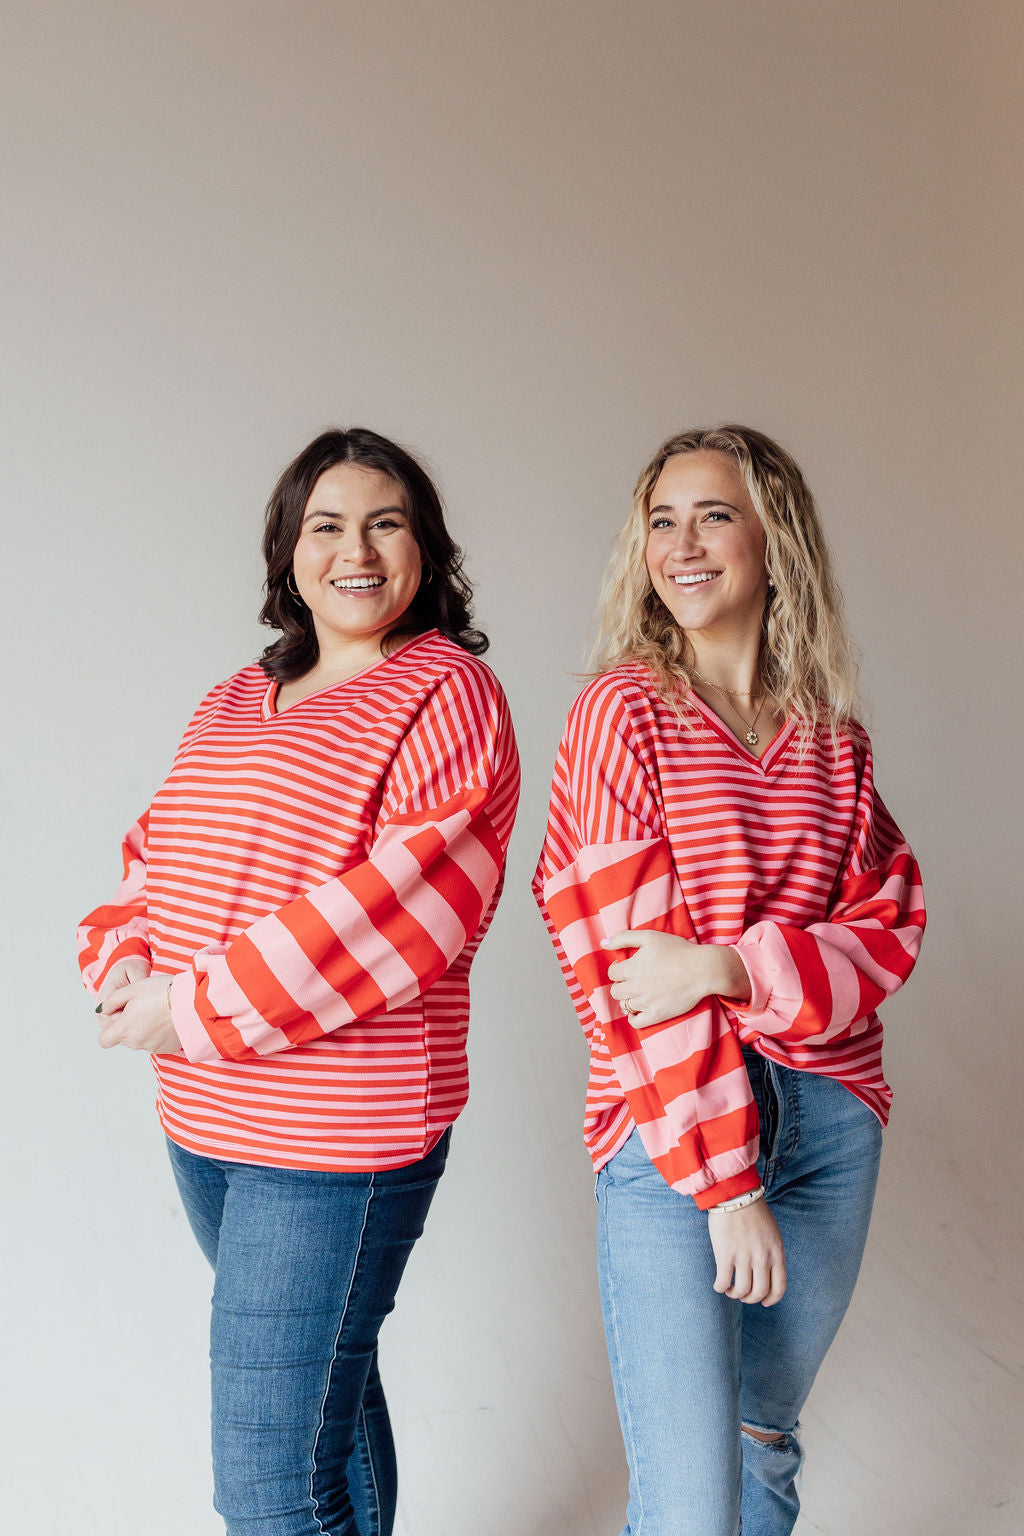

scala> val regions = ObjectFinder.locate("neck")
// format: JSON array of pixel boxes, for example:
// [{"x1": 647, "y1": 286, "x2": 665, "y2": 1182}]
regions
[
  {"x1": 687, "y1": 635, "x2": 762, "y2": 698},
  {"x1": 307, "y1": 627, "x2": 393, "y2": 685}
]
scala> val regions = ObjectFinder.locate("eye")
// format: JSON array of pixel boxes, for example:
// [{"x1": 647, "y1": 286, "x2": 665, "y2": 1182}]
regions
[
  {"x1": 370, "y1": 516, "x2": 401, "y2": 531},
  {"x1": 703, "y1": 510, "x2": 731, "y2": 524},
  {"x1": 649, "y1": 516, "x2": 674, "y2": 531},
  {"x1": 311, "y1": 520, "x2": 342, "y2": 534}
]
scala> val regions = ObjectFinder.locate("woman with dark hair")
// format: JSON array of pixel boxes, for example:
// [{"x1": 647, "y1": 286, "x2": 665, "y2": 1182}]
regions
[
  {"x1": 259, "y1": 428, "x2": 489, "y2": 685},
  {"x1": 79, "y1": 428, "x2": 520, "y2": 1536},
  {"x1": 535, "y1": 426, "x2": 924, "y2": 1535}
]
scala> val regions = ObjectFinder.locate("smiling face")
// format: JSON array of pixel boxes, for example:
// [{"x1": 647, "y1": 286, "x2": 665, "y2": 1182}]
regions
[
  {"x1": 291, "y1": 462, "x2": 424, "y2": 658},
  {"x1": 644, "y1": 450, "x2": 769, "y2": 647}
]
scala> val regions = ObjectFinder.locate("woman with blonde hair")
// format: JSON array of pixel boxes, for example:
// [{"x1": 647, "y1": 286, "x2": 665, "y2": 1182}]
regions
[{"x1": 534, "y1": 425, "x2": 924, "y2": 1535}]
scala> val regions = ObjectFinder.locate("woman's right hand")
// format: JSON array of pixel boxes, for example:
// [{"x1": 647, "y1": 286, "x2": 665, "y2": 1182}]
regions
[
  {"x1": 707, "y1": 1199, "x2": 787, "y2": 1306},
  {"x1": 97, "y1": 956, "x2": 152, "y2": 1007}
]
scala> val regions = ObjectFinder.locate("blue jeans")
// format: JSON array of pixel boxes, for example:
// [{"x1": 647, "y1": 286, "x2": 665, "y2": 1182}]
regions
[
  {"x1": 167, "y1": 1132, "x2": 449, "y2": 1536},
  {"x1": 596, "y1": 1054, "x2": 882, "y2": 1536}
]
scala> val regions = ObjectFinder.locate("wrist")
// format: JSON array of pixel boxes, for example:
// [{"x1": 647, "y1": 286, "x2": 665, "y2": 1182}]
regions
[
  {"x1": 713, "y1": 945, "x2": 752, "y2": 1005},
  {"x1": 707, "y1": 1184, "x2": 766, "y2": 1215}
]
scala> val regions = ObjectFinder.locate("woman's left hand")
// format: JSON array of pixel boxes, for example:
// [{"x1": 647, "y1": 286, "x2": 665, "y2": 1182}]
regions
[
  {"x1": 96, "y1": 975, "x2": 182, "y2": 1055},
  {"x1": 603, "y1": 930, "x2": 751, "y2": 1027},
  {"x1": 708, "y1": 1198, "x2": 787, "y2": 1305}
]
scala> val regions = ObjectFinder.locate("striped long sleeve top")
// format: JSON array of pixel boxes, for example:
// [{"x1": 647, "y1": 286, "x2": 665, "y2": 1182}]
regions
[
  {"x1": 78, "y1": 632, "x2": 520, "y2": 1170},
  {"x1": 533, "y1": 667, "x2": 924, "y2": 1208}
]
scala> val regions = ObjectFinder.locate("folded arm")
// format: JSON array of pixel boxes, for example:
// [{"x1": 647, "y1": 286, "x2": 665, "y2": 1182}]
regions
[
  {"x1": 171, "y1": 672, "x2": 519, "y2": 1064},
  {"x1": 77, "y1": 814, "x2": 153, "y2": 993},
  {"x1": 731, "y1": 785, "x2": 925, "y2": 1045},
  {"x1": 534, "y1": 679, "x2": 760, "y2": 1207}
]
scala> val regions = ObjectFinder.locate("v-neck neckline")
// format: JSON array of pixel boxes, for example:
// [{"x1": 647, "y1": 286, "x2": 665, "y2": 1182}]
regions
[
  {"x1": 260, "y1": 631, "x2": 435, "y2": 721},
  {"x1": 687, "y1": 689, "x2": 796, "y2": 775}
]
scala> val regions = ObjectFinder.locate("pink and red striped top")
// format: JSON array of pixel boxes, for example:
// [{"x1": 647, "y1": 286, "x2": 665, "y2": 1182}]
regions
[
  {"x1": 533, "y1": 667, "x2": 924, "y2": 1208},
  {"x1": 78, "y1": 632, "x2": 520, "y2": 1170}
]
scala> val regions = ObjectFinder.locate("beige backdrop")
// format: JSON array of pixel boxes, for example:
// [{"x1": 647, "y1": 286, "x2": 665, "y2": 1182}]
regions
[{"x1": 3, "y1": 2, "x2": 1021, "y2": 1532}]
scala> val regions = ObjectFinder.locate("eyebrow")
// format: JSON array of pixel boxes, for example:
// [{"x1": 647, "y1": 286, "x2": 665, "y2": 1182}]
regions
[
  {"x1": 648, "y1": 498, "x2": 745, "y2": 515},
  {"x1": 302, "y1": 504, "x2": 408, "y2": 524}
]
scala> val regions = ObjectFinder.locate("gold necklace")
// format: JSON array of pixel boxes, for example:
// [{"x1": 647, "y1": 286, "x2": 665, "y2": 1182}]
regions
[{"x1": 691, "y1": 669, "x2": 768, "y2": 747}]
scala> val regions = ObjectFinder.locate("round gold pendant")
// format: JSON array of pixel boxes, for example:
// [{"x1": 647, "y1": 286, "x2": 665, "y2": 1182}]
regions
[{"x1": 745, "y1": 729, "x2": 759, "y2": 746}]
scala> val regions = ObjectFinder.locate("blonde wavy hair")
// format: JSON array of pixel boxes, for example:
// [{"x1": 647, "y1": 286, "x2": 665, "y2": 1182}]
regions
[{"x1": 591, "y1": 425, "x2": 861, "y2": 738}]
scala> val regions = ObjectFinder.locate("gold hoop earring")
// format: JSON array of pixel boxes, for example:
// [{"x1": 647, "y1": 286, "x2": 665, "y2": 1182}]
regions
[
  {"x1": 286, "y1": 572, "x2": 304, "y2": 602},
  {"x1": 423, "y1": 566, "x2": 433, "y2": 585}
]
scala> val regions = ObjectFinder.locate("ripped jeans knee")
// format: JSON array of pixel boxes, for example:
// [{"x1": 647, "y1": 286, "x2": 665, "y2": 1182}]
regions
[
  {"x1": 739, "y1": 1424, "x2": 805, "y2": 1535},
  {"x1": 741, "y1": 1421, "x2": 799, "y2": 1450},
  {"x1": 741, "y1": 1418, "x2": 805, "y2": 1512}
]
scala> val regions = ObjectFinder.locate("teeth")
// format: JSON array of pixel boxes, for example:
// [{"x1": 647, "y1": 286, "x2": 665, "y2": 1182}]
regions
[
  {"x1": 331, "y1": 577, "x2": 385, "y2": 589},
  {"x1": 672, "y1": 572, "x2": 719, "y2": 585}
]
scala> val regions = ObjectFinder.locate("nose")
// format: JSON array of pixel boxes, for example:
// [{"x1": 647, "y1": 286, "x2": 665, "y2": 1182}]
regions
[
  {"x1": 337, "y1": 523, "x2": 374, "y2": 563},
  {"x1": 673, "y1": 519, "x2": 703, "y2": 557}
]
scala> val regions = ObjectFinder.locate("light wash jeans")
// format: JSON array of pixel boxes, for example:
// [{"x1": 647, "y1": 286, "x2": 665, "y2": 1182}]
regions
[
  {"x1": 596, "y1": 1051, "x2": 882, "y2": 1536},
  {"x1": 167, "y1": 1131, "x2": 449, "y2": 1536}
]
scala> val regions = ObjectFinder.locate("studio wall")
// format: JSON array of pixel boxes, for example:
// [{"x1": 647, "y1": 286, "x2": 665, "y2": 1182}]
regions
[{"x1": 2, "y1": 2, "x2": 1021, "y2": 1531}]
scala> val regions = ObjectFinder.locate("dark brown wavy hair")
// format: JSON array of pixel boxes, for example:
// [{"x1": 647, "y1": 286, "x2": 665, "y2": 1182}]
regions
[{"x1": 258, "y1": 427, "x2": 488, "y2": 681}]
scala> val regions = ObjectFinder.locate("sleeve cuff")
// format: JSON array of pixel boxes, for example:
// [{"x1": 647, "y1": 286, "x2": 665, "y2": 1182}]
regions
[
  {"x1": 693, "y1": 1165, "x2": 762, "y2": 1210},
  {"x1": 168, "y1": 971, "x2": 225, "y2": 1064},
  {"x1": 728, "y1": 940, "x2": 771, "y2": 1017},
  {"x1": 86, "y1": 937, "x2": 152, "y2": 995}
]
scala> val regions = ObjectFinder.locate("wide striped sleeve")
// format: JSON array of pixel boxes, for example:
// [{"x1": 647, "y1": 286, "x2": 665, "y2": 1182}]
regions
[
  {"x1": 77, "y1": 814, "x2": 153, "y2": 993},
  {"x1": 169, "y1": 666, "x2": 520, "y2": 1064},
  {"x1": 76, "y1": 677, "x2": 235, "y2": 997},
  {"x1": 731, "y1": 750, "x2": 925, "y2": 1045},
  {"x1": 534, "y1": 677, "x2": 760, "y2": 1208}
]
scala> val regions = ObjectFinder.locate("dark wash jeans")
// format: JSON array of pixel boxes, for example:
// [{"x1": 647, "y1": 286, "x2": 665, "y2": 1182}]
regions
[{"x1": 167, "y1": 1131, "x2": 449, "y2": 1536}]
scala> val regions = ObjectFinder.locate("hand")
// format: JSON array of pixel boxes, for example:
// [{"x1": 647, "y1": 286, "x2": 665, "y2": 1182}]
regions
[
  {"x1": 96, "y1": 974, "x2": 181, "y2": 1055},
  {"x1": 708, "y1": 1199, "x2": 787, "y2": 1306},
  {"x1": 97, "y1": 955, "x2": 152, "y2": 1004},
  {"x1": 603, "y1": 930, "x2": 751, "y2": 1027}
]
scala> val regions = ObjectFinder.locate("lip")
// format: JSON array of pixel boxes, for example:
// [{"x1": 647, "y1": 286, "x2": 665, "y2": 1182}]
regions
[
  {"x1": 669, "y1": 570, "x2": 723, "y2": 587},
  {"x1": 329, "y1": 576, "x2": 388, "y2": 596}
]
